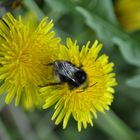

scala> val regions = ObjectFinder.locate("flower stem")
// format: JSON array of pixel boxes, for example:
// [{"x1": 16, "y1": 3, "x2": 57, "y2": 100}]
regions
[{"x1": 95, "y1": 110, "x2": 139, "y2": 140}]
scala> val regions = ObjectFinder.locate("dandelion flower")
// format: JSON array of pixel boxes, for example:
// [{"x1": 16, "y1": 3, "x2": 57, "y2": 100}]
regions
[
  {"x1": 40, "y1": 38, "x2": 117, "y2": 131},
  {"x1": 0, "y1": 13, "x2": 60, "y2": 109},
  {"x1": 115, "y1": 0, "x2": 140, "y2": 32}
]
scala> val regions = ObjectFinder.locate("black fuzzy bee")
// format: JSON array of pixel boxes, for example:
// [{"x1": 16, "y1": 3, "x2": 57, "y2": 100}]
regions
[
  {"x1": 53, "y1": 61, "x2": 87, "y2": 88},
  {"x1": 42, "y1": 60, "x2": 97, "y2": 89}
]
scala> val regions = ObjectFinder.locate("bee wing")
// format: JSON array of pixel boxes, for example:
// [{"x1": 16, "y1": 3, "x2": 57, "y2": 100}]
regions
[{"x1": 54, "y1": 61, "x2": 79, "y2": 82}]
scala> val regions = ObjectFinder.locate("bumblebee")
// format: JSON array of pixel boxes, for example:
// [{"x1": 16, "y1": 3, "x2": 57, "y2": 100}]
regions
[
  {"x1": 53, "y1": 61, "x2": 87, "y2": 88},
  {"x1": 44, "y1": 60, "x2": 87, "y2": 89}
]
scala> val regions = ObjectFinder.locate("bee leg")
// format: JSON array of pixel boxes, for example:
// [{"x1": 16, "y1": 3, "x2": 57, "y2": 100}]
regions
[
  {"x1": 43, "y1": 62, "x2": 55, "y2": 66},
  {"x1": 39, "y1": 82, "x2": 61, "y2": 87},
  {"x1": 45, "y1": 62, "x2": 54, "y2": 66}
]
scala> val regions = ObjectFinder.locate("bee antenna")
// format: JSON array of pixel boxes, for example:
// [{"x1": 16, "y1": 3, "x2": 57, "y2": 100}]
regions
[{"x1": 90, "y1": 82, "x2": 97, "y2": 87}]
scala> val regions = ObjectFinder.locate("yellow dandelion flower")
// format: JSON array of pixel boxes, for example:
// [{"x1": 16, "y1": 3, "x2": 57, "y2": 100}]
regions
[
  {"x1": 0, "y1": 13, "x2": 60, "y2": 109},
  {"x1": 115, "y1": 0, "x2": 140, "y2": 32},
  {"x1": 40, "y1": 38, "x2": 117, "y2": 131}
]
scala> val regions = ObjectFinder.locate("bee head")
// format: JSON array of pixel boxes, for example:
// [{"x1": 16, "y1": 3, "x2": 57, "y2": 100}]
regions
[{"x1": 74, "y1": 70, "x2": 87, "y2": 86}]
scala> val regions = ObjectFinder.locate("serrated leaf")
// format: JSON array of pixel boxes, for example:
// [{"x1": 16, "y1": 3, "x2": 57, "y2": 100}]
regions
[
  {"x1": 76, "y1": 7, "x2": 140, "y2": 66},
  {"x1": 126, "y1": 75, "x2": 140, "y2": 88}
]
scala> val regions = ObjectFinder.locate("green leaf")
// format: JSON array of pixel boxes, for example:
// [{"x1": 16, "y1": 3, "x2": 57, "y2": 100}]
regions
[
  {"x1": 0, "y1": 94, "x2": 5, "y2": 111},
  {"x1": 0, "y1": 119, "x2": 12, "y2": 140},
  {"x1": 89, "y1": 0, "x2": 118, "y2": 25},
  {"x1": 126, "y1": 75, "x2": 140, "y2": 88},
  {"x1": 35, "y1": 111, "x2": 60, "y2": 140},
  {"x1": 44, "y1": 0, "x2": 76, "y2": 13},
  {"x1": 76, "y1": 6, "x2": 140, "y2": 66},
  {"x1": 95, "y1": 110, "x2": 140, "y2": 140},
  {"x1": 9, "y1": 106, "x2": 39, "y2": 140},
  {"x1": 23, "y1": 0, "x2": 45, "y2": 20}
]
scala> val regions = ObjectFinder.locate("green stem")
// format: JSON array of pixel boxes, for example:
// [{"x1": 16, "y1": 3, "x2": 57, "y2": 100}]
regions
[{"x1": 95, "y1": 110, "x2": 140, "y2": 140}]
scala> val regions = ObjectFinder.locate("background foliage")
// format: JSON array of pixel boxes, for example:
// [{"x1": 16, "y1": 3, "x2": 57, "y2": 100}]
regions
[{"x1": 0, "y1": 0, "x2": 140, "y2": 140}]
